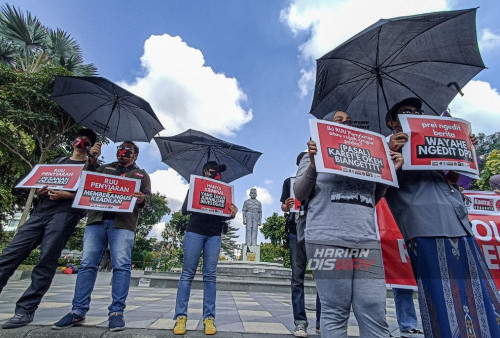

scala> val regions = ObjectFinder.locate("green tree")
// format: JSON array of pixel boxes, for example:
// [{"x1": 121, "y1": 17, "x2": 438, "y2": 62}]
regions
[
  {"x1": 161, "y1": 211, "x2": 190, "y2": 247},
  {"x1": 476, "y1": 132, "x2": 500, "y2": 162},
  {"x1": 0, "y1": 4, "x2": 97, "y2": 75},
  {"x1": 261, "y1": 212, "x2": 288, "y2": 247},
  {"x1": 0, "y1": 4, "x2": 98, "y2": 226},
  {"x1": 221, "y1": 220, "x2": 239, "y2": 258},
  {"x1": 136, "y1": 193, "x2": 171, "y2": 238},
  {"x1": 476, "y1": 150, "x2": 500, "y2": 190},
  {"x1": 260, "y1": 243, "x2": 290, "y2": 268}
]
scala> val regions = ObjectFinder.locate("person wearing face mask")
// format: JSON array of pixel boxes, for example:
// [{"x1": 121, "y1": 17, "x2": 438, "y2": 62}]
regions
[
  {"x1": 294, "y1": 111, "x2": 404, "y2": 337},
  {"x1": 173, "y1": 161, "x2": 238, "y2": 335},
  {"x1": 53, "y1": 141, "x2": 151, "y2": 332},
  {"x1": 0, "y1": 129, "x2": 97, "y2": 329}
]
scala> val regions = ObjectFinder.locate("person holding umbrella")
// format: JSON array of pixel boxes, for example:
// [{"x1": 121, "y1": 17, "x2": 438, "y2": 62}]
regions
[
  {"x1": 385, "y1": 98, "x2": 500, "y2": 337},
  {"x1": 53, "y1": 141, "x2": 151, "y2": 332},
  {"x1": 173, "y1": 161, "x2": 238, "y2": 335},
  {"x1": 294, "y1": 111, "x2": 404, "y2": 337}
]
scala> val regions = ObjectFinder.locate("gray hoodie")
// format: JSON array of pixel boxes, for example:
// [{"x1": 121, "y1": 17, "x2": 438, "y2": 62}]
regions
[{"x1": 294, "y1": 155, "x2": 386, "y2": 249}]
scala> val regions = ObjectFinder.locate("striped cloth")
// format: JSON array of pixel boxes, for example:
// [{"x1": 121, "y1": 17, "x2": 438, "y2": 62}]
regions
[{"x1": 407, "y1": 236, "x2": 500, "y2": 338}]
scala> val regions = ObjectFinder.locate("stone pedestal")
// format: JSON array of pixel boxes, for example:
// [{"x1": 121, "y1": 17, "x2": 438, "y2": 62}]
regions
[{"x1": 242, "y1": 245, "x2": 260, "y2": 262}]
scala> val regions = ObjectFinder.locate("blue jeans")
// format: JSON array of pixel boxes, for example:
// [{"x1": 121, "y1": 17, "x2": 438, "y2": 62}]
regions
[
  {"x1": 289, "y1": 233, "x2": 321, "y2": 327},
  {"x1": 174, "y1": 231, "x2": 221, "y2": 319},
  {"x1": 71, "y1": 220, "x2": 135, "y2": 316},
  {"x1": 392, "y1": 288, "x2": 418, "y2": 332}
]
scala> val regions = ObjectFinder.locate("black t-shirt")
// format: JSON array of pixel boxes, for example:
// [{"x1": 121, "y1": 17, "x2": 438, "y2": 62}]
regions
[
  {"x1": 181, "y1": 193, "x2": 225, "y2": 236},
  {"x1": 33, "y1": 157, "x2": 85, "y2": 216},
  {"x1": 281, "y1": 177, "x2": 297, "y2": 234}
]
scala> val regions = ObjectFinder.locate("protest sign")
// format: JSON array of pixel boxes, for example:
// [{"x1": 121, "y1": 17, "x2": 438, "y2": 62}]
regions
[
  {"x1": 377, "y1": 195, "x2": 500, "y2": 290},
  {"x1": 16, "y1": 164, "x2": 84, "y2": 191},
  {"x1": 398, "y1": 115, "x2": 478, "y2": 178},
  {"x1": 187, "y1": 174, "x2": 234, "y2": 217},
  {"x1": 309, "y1": 119, "x2": 398, "y2": 187},
  {"x1": 463, "y1": 190, "x2": 500, "y2": 215},
  {"x1": 289, "y1": 177, "x2": 301, "y2": 212},
  {"x1": 72, "y1": 171, "x2": 140, "y2": 212}
]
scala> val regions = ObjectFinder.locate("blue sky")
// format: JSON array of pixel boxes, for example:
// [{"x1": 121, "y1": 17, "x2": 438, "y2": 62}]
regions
[{"x1": 9, "y1": 0, "x2": 500, "y2": 242}]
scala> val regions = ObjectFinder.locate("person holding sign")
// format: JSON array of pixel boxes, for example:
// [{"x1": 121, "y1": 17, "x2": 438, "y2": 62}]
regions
[
  {"x1": 385, "y1": 98, "x2": 500, "y2": 337},
  {"x1": 294, "y1": 111, "x2": 404, "y2": 337},
  {"x1": 173, "y1": 161, "x2": 238, "y2": 335},
  {"x1": 53, "y1": 141, "x2": 151, "y2": 332},
  {"x1": 0, "y1": 129, "x2": 97, "y2": 329}
]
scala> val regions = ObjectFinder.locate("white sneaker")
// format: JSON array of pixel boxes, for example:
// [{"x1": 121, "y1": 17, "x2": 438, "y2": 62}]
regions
[{"x1": 294, "y1": 323, "x2": 308, "y2": 337}]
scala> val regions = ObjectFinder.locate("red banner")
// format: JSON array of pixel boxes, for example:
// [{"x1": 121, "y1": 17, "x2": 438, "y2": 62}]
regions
[
  {"x1": 377, "y1": 197, "x2": 500, "y2": 290},
  {"x1": 309, "y1": 119, "x2": 398, "y2": 187},
  {"x1": 399, "y1": 115, "x2": 478, "y2": 178},
  {"x1": 187, "y1": 175, "x2": 234, "y2": 217},
  {"x1": 72, "y1": 172, "x2": 140, "y2": 212},
  {"x1": 16, "y1": 164, "x2": 84, "y2": 191}
]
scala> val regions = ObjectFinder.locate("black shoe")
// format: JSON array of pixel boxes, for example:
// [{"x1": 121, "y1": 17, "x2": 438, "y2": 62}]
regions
[{"x1": 2, "y1": 313, "x2": 34, "y2": 329}]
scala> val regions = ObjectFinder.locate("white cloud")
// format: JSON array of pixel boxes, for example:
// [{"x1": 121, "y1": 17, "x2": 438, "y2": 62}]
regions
[
  {"x1": 245, "y1": 186, "x2": 273, "y2": 205},
  {"x1": 264, "y1": 179, "x2": 274, "y2": 185},
  {"x1": 149, "y1": 168, "x2": 189, "y2": 212},
  {"x1": 449, "y1": 80, "x2": 500, "y2": 135},
  {"x1": 280, "y1": 0, "x2": 449, "y2": 95},
  {"x1": 479, "y1": 28, "x2": 500, "y2": 52},
  {"x1": 120, "y1": 34, "x2": 252, "y2": 137}
]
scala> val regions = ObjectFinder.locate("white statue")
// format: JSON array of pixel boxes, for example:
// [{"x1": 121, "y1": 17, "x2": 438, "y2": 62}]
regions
[{"x1": 242, "y1": 188, "x2": 262, "y2": 247}]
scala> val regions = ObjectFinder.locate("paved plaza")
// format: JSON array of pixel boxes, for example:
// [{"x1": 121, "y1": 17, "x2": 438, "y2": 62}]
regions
[{"x1": 0, "y1": 271, "x2": 420, "y2": 337}]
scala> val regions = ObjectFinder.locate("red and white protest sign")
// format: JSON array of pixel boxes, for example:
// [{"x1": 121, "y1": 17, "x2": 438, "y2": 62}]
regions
[
  {"x1": 376, "y1": 199, "x2": 417, "y2": 289},
  {"x1": 289, "y1": 177, "x2": 301, "y2": 212},
  {"x1": 16, "y1": 164, "x2": 84, "y2": 191},
  {"x1": 377, "y1": 195, "x2": 500, "y2": 290},
  {"x1": 469, "y1": 212, "x2": 500, "y2": 290},
  {"x1": 399, "y1": 115, "x2": 479, "y2": 178},
  {"x1": 463, "y1": 190, "x2": 500, "y2": 215},
  {"x1": 72, "y1": 172, "x2": 140, "y2": 212},
  {"x1": 309, "y1": 119, "x2": 398, "y2": 187},
  {"x1": 187, "y1": 174, "x2": 234, "y2": 217}
]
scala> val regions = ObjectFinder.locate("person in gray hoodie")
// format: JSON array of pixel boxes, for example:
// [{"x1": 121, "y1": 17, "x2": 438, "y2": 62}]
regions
[{"x1": 294, "y1": 110, "x2": 403, "y2": 338}]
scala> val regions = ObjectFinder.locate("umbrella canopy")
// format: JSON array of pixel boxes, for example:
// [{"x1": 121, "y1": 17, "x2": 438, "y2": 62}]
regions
[
  {"x1": 154, "y1": 129, "x2": 262, "y2": 183},
  {"x1": 51, "y1": 76, "x2": 164, "y2": 142},
  {"x1": 310, "y1": 8, "x2": 485, "y2": 135}
]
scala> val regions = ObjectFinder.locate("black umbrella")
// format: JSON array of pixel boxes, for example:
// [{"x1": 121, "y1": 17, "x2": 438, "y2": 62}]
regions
[
  {"x1": 51, "y1": 76, "x2": 164, "y2": 142},
  {"x1": 310, "y1": 8, "x2": 485, "y2": 135},
  {"x1": 154, "y1": 129, "x2": 262, "y2": 183}
]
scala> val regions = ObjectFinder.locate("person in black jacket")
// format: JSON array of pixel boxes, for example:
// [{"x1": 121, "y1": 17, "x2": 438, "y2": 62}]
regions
[
  {"x1": 173, "y1": 161, "x2": 238, "y2": 335},
  {"x1": 0, "y1": 129, "x2": 97, "y2": 329}
]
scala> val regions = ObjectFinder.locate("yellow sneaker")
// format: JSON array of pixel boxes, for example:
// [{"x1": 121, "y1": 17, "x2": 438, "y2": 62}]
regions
[
  {"x1": 203, "y1": 317, "x2": 216, "y2": 335},
  {"x1": 173, "y1": 315, "x2": 187, "y2": 335}
]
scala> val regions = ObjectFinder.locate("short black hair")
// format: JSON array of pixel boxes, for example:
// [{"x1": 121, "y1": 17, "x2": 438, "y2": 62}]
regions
[
  {"x1": 77, "y1": 129, "x2": 97, "y2": 145},
  {"x1": 122, "y1": 141, "x2": 139, "y2": 154},
  {"x1": 203, "y1": 161, "x2": 226, "y2": 173},
  {"x1": 385, "y1": 97, "x2": 422, "y2": 123}
]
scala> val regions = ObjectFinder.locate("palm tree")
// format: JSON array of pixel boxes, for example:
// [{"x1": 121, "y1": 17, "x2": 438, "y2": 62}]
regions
[{"x1": 0, "y1": 4, "x2": 97, "y2": 75}]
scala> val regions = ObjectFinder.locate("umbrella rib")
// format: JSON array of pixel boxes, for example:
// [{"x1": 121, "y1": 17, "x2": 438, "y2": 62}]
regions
[
  {"x1": 344, "y1": 77, "x2": 377, "y2": 111},
  {"x1": 380, "y1": 10, "x2": 474, "y2": 67},
  {"x1": 74, "y1": 101, "x2": 115, "y2": 125},
  {"x1": 119, "y1": 103, "x2": 153, "y2": 140},
  {"x1": 385, "y1": 60, "x2": 485, "y2": 69},
  {"x1": 215, "y1": 147, "x2": 256, "y2": 175},
  {"x1": 380, "y1": 71, "x2": 439, "y2": 115},
  {"x1": 50, "y1": 92, "x2": 111, "y2": 100},
  {"x1": 320, "y1": 57, "x2": 373, "y2": 72}
]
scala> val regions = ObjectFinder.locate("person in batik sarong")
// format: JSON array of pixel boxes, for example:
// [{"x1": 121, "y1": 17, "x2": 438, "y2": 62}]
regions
[{"x1": 385, "y1": 97, "x2": 500, "y2": 337}]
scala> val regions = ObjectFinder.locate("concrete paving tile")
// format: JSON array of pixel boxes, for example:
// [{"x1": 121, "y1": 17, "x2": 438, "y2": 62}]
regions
[
  {"x1": 238, "y1": 310, "x2": 272, "y2": 317},
  {"x1": 0, "y1": 313, "x2": 12, "y2": 320},
  {"x1": 148, "y1": 318, "x2": 199, "y2": 330},
  {"x1": 125, "y1": 318, "x2": 157, "y2": 328},
  {"x1": 82, "y1": 316, "x2": 109, "y2": 326},
  {"x1": 38, "y1": 302, "x2": 71, "y2": 309},
  {"x1": 216, "y1": 322, "x2": 245, "y2": 332},
  {"x1": 132, "y1": 296, "x2": 162, "y2": 301},
  {"x1": 243, "y1": 322, "x2": 290, "y2": 334}
]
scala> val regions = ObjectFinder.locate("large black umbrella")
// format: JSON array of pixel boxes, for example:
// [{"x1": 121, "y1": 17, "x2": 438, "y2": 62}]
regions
[
  {"x1": 154, "y1": 129, "x2": 262, "y2": 183},
  {"x1": 310, "y1": 8, "x2": 485, "y2": 135},
  {"x1": 51, "y1": 76, "x2": 164, "y2": 142}
]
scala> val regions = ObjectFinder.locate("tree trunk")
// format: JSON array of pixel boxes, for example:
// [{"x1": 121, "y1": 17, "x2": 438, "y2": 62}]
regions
[{"x1": 17, "y1": 188, "x2": 35, "y2": 229}]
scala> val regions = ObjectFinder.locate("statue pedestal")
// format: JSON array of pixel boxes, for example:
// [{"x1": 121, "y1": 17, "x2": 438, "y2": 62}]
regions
[{"x1": 242, "y1": 245, "x2": 260, "y2": 262}]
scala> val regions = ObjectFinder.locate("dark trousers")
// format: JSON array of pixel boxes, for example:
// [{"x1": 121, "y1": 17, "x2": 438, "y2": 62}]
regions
[
  {"x1": 289, "y1": 233, "x2": 321, "y2": 327},
  {"x1": 0, "y1": 211, "x2": 80, "y2": 314}
]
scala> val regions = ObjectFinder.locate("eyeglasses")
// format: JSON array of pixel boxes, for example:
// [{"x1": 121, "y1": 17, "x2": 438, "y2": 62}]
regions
[
  {"x1": 117, "y1": 146, "x2": 134, "y2": 152},
  {"x1": 398, "y1": 109, "x2": 424, "y2": 115}
]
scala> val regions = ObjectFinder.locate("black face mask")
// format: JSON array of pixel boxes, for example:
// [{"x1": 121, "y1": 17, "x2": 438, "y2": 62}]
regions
[
  {"x1": 73, "y1": 137, "x2": 91, "y2": 149},
  {"x1": 117, "y1": 148, "x2": 133, "y2": 158},
  {"x1": 206, "y1": 170, "x2": 221, "y2": 180}
]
